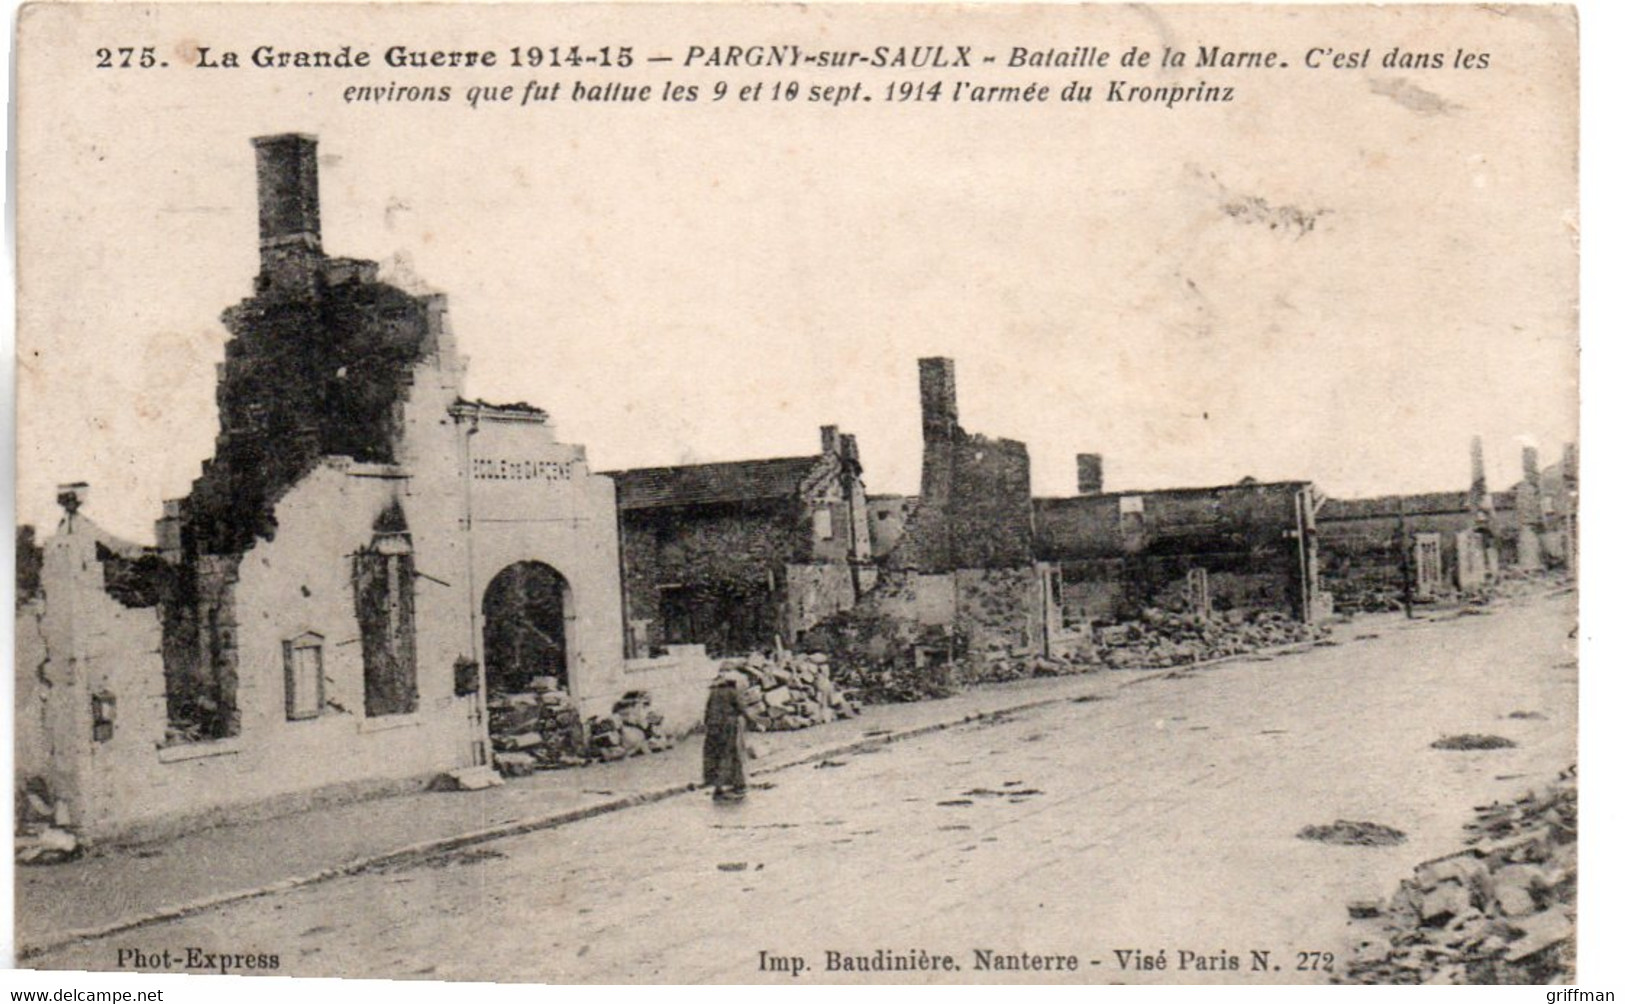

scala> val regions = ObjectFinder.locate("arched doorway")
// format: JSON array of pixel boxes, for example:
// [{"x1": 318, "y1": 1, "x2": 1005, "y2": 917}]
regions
[{"x1": 481, "y1": 561, "x2": 572, "y2": 695}]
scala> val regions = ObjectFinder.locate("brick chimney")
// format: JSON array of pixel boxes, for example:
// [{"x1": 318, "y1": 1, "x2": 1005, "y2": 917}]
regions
[
  {"x1": 1076, "y1": 453, "x2": 1104, "y2": 495},
  {"x1": 1522, "y1": 445, "x2": 1540, "y2": 485},
  {"x1": 820, "y1": 424, "x2": 840, "y2": 456},
  {"x1": 838, "y1": 433, "x2": 860, "y2": 466},
  {"x1": 252, "y1": 134, "x2": 323, "y2": 295},
  {"x1": 919, "y1": 357, "x2": 958, "y2": 443},
  {"x1": 1469, "y1": 435, "x2": 1488, "y2": 510}
]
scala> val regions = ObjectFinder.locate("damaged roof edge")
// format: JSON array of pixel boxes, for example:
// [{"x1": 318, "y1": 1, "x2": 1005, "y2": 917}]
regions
[
  {"x1": 450, "y1": 398, "x2": 552, "y2": 423},
  {"x1": 1034, "y1": 479, "x2": 1315, "y2": 504},
  {"x1": 607, "y1": 455, "x2": 828, "y2": 510}
]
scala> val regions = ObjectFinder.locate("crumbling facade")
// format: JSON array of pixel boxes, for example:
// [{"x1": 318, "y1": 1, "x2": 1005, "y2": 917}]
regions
[
  {"x1": 609, "y1": 427, "x2": 872, "y2": 657},
  {"x1": 838, "y1": 358, "x2": 1059, "y2": 667},
  {"x1": 1034, "y1": 466, "x2": 1322, "y2": 626},
  {"x1": 1495, "y1": 444, "x2": 1578, "y2": 572},
  {"x1": 17, "y1": 135, "x2": 631, "y2": 842},
  {"x1": 1318, "y1": 491, "x2": 1488, "y2": 610},
  {"x1": 1318, "y1": 439, "x2": 1575, "y2": 613}
]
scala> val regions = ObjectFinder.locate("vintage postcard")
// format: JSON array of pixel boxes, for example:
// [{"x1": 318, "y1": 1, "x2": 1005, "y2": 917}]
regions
[{"x1": 11, "y1": 1, "x2": 1580, "y2": 987}]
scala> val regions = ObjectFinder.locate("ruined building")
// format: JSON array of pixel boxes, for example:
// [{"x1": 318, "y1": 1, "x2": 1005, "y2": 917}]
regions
[
  {"x1": 608, "y1": 426, "x2": 872, "y2": 657},
  {"x1": 842, "y1": 358, "x2": 1061, "y2": 666},
  {"x1": 14, "y1": 135, "x2": 636, "y2": 842},
  {"x1": 1317, "y1": 438, "x2": 1576, "y2": 612},
  {"x1": 1500, "y1": 444, "x2": 1578, "y2": 572},
  {"x1": 1033, "y1": 457, "x2": 1323, "y2": 625}
]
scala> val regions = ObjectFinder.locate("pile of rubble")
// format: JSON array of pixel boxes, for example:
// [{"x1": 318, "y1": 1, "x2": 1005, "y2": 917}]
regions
[
  {"x1": 722, "y1": 651, "x2": 862, "y2": 731},
  {"x1": 971, "y1": 650, "x2": 1099, "y2": 685},
  {"x1": 800, "y1": 610, "x2": 960, "y2": 703},
  {"x1": 1299, "y1": 820, "x2": 1408, "y2": 847},
  {"x1": 1340, "y1": 767, "x2": 1577, "y2": 985},
  {"x1": 584, "y1": 690, "x2": 676, "y2": 762},
  {"x1": 1330, "y1": 582, "x2": 1408, "y2": 614},
  {"x1": 1490, "y1": 569, "x2": 1573, "y2": 603},
  {"x1": 1094, "y1": 609, "x2": 1325, "y2": 670},
  {"x1": 488, "y1": 680, "x2": 674, "y2": 777},
  {"x1": 14, "y1": 779, "x2": 80, "y2": 865},
  {"x1": 489, "y1": 678, "x2": 588, "y2": 775}
]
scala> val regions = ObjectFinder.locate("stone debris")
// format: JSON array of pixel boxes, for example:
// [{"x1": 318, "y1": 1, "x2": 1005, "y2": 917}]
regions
[
  {"x1": 430, "y1": 765, "x2": 504, "y2": 791},
  {"x1": 583, "y1": 690, "x2": 677, "y2": 763},
  {"x1": 1298, "y1": 820, "x2": 1408, "y2": 846},
  {"x1": 1095, "y1": 609, "x2": 1326, "y2": 670},
  {"x1": 807, "y1": 606, "x2": 1324, "y2": 703},
  {"x1": 13, "y1": 778, "x2": 82, "y2": 865},
  {"x1": 722, "y1": 651, "x2": 862, "y2": 732},
  {"x1": 487, "y1": 679, "x2": 675, "y2": 776},
  {"x1": 801, "y1": 609, "x2": 1101, "y2": 704},
  {"x1": 15, "y1": 825, "x2": 81, "y2": 865},
  {"x1": 1339, "y1": 767, "x2": 1576, "y2": 985},
  {"x1": 487, "y1": 677, "x2": 588, "y2": 774},
  {"x1": 1431, "y1": 734, "x2": 1518, "y2": 751}
]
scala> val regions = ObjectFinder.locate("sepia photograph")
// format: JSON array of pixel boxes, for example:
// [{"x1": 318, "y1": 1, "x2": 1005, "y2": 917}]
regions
[{"x1": 8, "y1": 1, "x2": 1589, "y2": 988}]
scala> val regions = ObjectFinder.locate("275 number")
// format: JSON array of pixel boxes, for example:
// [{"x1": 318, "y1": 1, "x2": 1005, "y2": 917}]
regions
[{"x1": 96, "y1": 47, "x2": 160, "y2": 68}]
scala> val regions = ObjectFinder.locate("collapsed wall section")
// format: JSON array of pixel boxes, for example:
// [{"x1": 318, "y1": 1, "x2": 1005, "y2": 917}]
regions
[
  {"x1": 153, "y1": 135, "x2": 450, "y2": 742},
  {"x1": 800, "y1": 359, "x2": 1049, "y2": 690}
]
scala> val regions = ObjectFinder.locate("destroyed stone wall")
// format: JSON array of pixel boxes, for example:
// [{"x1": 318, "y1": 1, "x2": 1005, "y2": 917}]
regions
[
  {"x1": 1058, "y1": 557, "x2": 1298, "y2": 624},
  {"x1": 1059, "y1": 565, "x2": 1129, "y2": 625},
  {"x1": 892, "y1": 432, "x2": 1034, "y2": 574},
  {"x1": 613, "y1": 444, "x2": 866, "y2": 659},
  {"x1": 811, "y1": 358, "x2": 1049, "y2": 692},
  {"x1": 865, "y1": 495, "x2": 915, "y2": 561},
  {"x1": 1318, "y1": 499, "x2": 1478, "y2": 610},
  {"x1": 1035, "y1": 481, "x2": 1315, "y2": 622},
  {"x1": 950, "y1": 434, "x2": 1036, "y2": 570},
  {"x1": 152, "y1": 135, "x2": 457, "y2": 746},
  {"x1": 31, "y1": 456, "x2": 480, "y2": 843},
  {"x1": 22, "y1": 135, "x2": 634, "y2": 841},
  {"x1": 618, "y1": 500, "x2": 802, "y2": 655},
  {"x1": 951, "y1": 567, "x2": 1045, "y2": 659},
  {"x1": 799, "y1": 565, "x2": 1050, "y2": 700},
  {"x1": 888, "y1": 358, "x2": 1035, "y2": 575},
  {"x1": 784, "y1": 563, "x2": 859, "y2": 644},
  {"x1": 34, "y1": 518, "x2": 172, "y2": 838}
]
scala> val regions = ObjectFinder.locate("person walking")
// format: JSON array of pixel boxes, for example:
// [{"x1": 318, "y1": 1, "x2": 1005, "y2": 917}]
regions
[{"x1": 702, "y1": 669, "x2": 751, "y2": 802}]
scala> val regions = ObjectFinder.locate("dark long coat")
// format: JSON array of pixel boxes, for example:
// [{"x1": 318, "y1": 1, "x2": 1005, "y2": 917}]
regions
[{"x1": 702, "y1": 679, "x2": 749, "y2": 790}]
